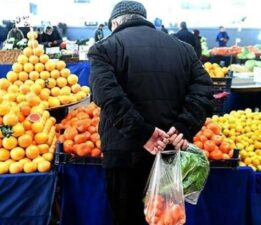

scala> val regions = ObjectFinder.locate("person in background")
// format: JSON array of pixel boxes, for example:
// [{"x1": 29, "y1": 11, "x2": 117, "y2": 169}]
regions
[
  {"x1": 173, "y1": 21, "x2": 196, "y2": 49},
  {"x1": 161, "y1": 24, "x2": 168, "y2": 34},
  {"x1": 88, "y1": 1, "x2": 213, "y2": 225},
  {"x1": 193, "y1": 29, "x2": 202, "y2": 59},
  {"x1": 216, "y1": 26, "x2": 229, "y2": 47},
  {"x1": 40, "y1": 26, "x2": 62, "y2": 48},
  {"x1": 6, "y1": 24, "x2": 24, "y2": 41},
  {"x1": 94, "y1": 24, "x2": 105, "y2": 42}
]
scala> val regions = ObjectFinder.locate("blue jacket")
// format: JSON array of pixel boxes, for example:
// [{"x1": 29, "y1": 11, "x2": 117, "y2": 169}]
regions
[{"x1": 216, "y1": 31, "x2": 229, "y2": 47}]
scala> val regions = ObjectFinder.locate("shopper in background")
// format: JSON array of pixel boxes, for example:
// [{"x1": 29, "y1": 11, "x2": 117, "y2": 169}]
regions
[
  {"x1": 173, "y1": 21, "x2": 196, "y2": 49},
  {"x1": 94, "y1": 24, "x2": 105, "y2": 42},
  {"x1": 6, "y1": 24, "x2": 24, "y2": 41},
  {"x1": 216, "y1": 26, "x2": 229, "y2": 47},
  {"x1": 40, "y1": 26, "x2": 62, "y2": 48},
  {"x1": 193, "y1": 29, "x2": 202, "y2": 59},
  {"x1": 160, "y1": 24, "x2": 168, "y2": 34},
  {"x1": 88, "y1": 1, "x2": 213, "y2": 225}
]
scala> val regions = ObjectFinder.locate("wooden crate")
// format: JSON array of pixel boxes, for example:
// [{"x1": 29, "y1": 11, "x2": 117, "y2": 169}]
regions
[{"x1": 0, "y1": 50, "x2": 22, "y2": 64}]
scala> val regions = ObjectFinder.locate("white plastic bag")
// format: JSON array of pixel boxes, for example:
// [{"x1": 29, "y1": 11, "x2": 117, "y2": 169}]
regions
[{"x1": 144, "y1": 151, "x2": 186, "y2": 225}]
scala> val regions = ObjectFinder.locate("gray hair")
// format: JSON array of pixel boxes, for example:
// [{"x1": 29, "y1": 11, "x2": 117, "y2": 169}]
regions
[{"x1": 111, "y1": 14, "x2": 145, "y2": 26}]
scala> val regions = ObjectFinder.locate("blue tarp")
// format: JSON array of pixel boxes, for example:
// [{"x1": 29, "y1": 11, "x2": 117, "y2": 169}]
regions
[{"x1": 0, "y1": 171, "x2": 56, "y2": 225}]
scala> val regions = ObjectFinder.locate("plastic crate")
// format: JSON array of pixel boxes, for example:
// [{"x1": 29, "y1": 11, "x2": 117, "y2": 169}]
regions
[
  {"x1": 212, "y1": 76, "x2": 232, "y2": 93},
  {"x1": 55, "y1": 142, "x2": 102, "y2": 166},
  {"x1": 210, "y1": 149, "x2": 239, "y2": 169}
]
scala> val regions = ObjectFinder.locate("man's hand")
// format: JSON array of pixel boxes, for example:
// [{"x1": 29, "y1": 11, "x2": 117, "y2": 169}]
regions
[
  {"x1": 167, "y1": 127, "x2": 189, "y2": 150},
  {"x1": 144, "y1": 128, "x2": 169, "y2": 155}
]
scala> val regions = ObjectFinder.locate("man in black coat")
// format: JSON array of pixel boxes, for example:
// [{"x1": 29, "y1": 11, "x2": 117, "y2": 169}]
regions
[
  {"x1": 174, "y1": 21, "x2": 196, "y2": 50},
  {"x1": 88, "y1": 1, "x2": 213, "y2": 225},
  {"x1": 39, "y1": 26, "x2": 62, "y2": 48}
]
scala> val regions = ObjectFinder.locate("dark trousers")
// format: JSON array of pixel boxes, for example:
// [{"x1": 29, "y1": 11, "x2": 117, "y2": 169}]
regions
[{"x1": 105, "y1": 153, "x2": 154, "y2": 225}]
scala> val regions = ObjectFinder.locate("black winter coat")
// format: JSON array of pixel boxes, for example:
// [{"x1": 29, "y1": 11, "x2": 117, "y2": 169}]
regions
[
  {"x1": 88, "y1": 19, "x2": 213, "y2": 168},
  {"x1": 174, "y1": 28, "x2": 196, "y2": 49}
]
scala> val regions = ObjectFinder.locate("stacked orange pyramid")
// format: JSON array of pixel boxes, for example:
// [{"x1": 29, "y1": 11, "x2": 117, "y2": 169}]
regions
[{"x1": 0, "y1": 31, "x2": 90, "y2": 110}]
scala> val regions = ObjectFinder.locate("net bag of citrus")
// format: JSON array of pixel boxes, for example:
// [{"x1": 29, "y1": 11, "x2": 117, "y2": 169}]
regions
[
  {"x1": 144, "y1": 151, "x2": 185, "y2": 225},
  {"x1": 181, "y1": 144, "x2": 210, "y2": 205}
]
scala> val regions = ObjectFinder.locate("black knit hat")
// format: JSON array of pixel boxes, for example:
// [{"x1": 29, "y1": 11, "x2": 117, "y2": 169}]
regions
[{"x1": 108, "y1": 1, "x2": 147, "y2": 31}]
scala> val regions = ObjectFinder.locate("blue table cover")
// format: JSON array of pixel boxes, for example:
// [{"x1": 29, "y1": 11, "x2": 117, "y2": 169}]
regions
[
  {"x1": 59, "y1": 165, "x2": 261, "y2": 225},
  {"x1": 59, "y1": 164, "x2": 112, "y2": 225},
  {"x1": 0, "y1": 62, "x2": 90, "y2": 86},
  {"x1": 0, "y1": 171, "x2": 56, "y2": 225}
]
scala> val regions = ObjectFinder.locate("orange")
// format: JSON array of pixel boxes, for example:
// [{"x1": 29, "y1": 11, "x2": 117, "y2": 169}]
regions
[
  {"x1": 42, "y1": 152, "x2": 53, "y2": 162},
  {"x1": 51, "y1": 87, "x2": 61, "y2": 97},
  {"x1": 91, "y1": 148, "x2": 101, "y2": 157},
  {"x1": 60, "y1": 86, "x2": 71, "y2": 95},
  {"x1": 37, "y1": 160, "x2": 51, "y2": 172},
  {"x1": 23, "y1": 161, "x2": 37, "y2": 173},
  {"x1": 30, "y1": 84, "x2": 42, "y2": 95},
  {"x1": 35, "y1": 132, "x2": 48, "y2": 144},
  {"x1": 46, "y1": 78, "x2": 56, "y2": 89},
  {"x1": 19, "y1": 158, "x2": 31, "y2": 165},
  {"x1": 40, "y1": 71, "x2": 50, "y2": 80},
  {"x1": 29, "y1": 55, "x2": 39, "y2": 64},
  {"x1": 28, "y1": 39, "x2": 38, "y2": 48},
  {"x1": 12, "y1": 123, "x2": 25, "y2": 137},
  {"x1": 9, "y1": 162, "x2": 23, "y2": 174},
  {"x1": 39, "y1": 89, "x2": 50, "y2": 101},
  {"x1": 17, "y1": 55, "x2": 28, "y2": 64},
  {"x1": 12, "y1": 63, "x2": 23, "y2": 73},
  {"x1": 4, "y1": 93, "x2": 17, "y2": 102},
  {"x1": 5, "y1": 159, "x2": 15, "y2": 166},
  {"x1": 14, "y1": 81, "x2": 23, "y2": 88},
  {"x1": 23, "y1": 62, "x2": 34, "y2": 73},
  {"x1": 67, "y1": 74, "x2": 78, "y2": 86},
  {"x1": 0, "y1": 162, "x2": 9, "y2": 174},
  {"x1": 0, "y1": 148, "x2": 10, "y2": 161},
  {"x1": 38, "y1": 144, "x2": 49, "y2": 154},
  {"x1": 86, "y1": 140, "x2": 95, "y2": 149},
  {"x1": 18, "y1": 71, "x2": 29, "y2": 81},
  {"x1": 27, "y1": 31, "x2": 38, "y2": 40},
  {"x1": 10, "y1": 147, "x2": 25, "y2": 160},
  {"x1": 56, "y1": 61, "x2": 66, "y2": 71},
  {"x1": 45, "y1": 61, "x2": 56, "y2": 71},
  {"x1": 0, "y1": 78, "x2": 10, "y2": 90},
  {"x1": 32, "y1": 156, "x2": 45, "y2": 165},
  {"x1": 90, "y1": 133, "x2": 100, "y2": 143},
  {"x1": 71, "y1": 84, "x2": 81, "y2": 93},
  {"x1": 32, "y1": 121, "x2": 44, "y2": 133},
  {"x1": 50, "y1": 70, "x2": 60, "y2": 79},
  {"x1": 81, "y1": 86, "x2": 90, "y2": 95},
  {"x1": 24, "y1": 80, "x2": 34, "y2": 86},
  {"x1": 18, "y1": 134, "x2": 33, "y2": 148},
  {"x1": 56, "y1": 77, "x2": 67, "y2": 88},
  {"x1": 0, "y1": 103, "x2": 11, "y2": 116},
  {"x1": 26, "y1": 93, "x2": 41, "y2": 107},
  {"x1": 34, "y1": 63, "x2": 45, "y2": 72},
  {"x1": 76, "y1": 91, "x2": 86, "y2": 101},
  {"x1": 6, "y1": 71, "x2": 18, "y2": 82},
  {"x1": 220, "y1": 142, "x2": 231, "y2": 154},
  {"x1": 17, "y1": 112, "x2": 25, "y2": 123},
  {"x1": 60, "y1": 68, "x2": 70, "y2": 77},
  {"x1": 2, "y1": 136, "x2": 18, "y2": 150},
  {"x1": 33, "y1": 47, "x2": 44, "y2": 57},
  {"x1": 48, "y1": 97, "x2": 60, "y2": 108},
  {"x1": 63, "y1": 140, "x2": 74, "y2": 153},
  {"x1": 26, "y1": 145, "x2": 40, "y2": 159},
  {"x1": 23, "y1": 47, "x2": 33, "y2": 57},
  {"x1": 7, "y1": 84, "x2": 19, "y2": 93},
  {"x1": 20, "y1": 104, "x2": 31, "y2": 116},
  {"x1": 35, "y1": 79, "x2": 45, "y2": 88},
  {"x1": 59, "y1": 95, "x2": 70, "y2": 105},
  {"x1": 3, "y1": 113, "x2": 18, "y2": 126},
  {"x1": 39, "y1": 54, "x2": 49, "y2": 64},
  {"x1": 209, "y1": 149, "x2": 223, "y2": 160}
]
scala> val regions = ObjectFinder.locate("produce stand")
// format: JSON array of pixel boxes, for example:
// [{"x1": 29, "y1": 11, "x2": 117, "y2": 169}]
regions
[{"x1": 0, "y1": 171, "x2": 56, "y2": 225}]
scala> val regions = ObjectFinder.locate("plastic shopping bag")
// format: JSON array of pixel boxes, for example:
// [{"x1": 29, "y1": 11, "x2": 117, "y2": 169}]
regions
[
  {"x1": 144, "y1": 150, "x2": 186, "y2": 225},
  {"x1": 181, "y1": 144, "x2": 210, "y2": 205}
]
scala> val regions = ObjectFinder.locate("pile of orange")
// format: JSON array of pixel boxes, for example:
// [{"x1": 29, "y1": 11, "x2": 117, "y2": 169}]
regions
[
  {"x1": 0, "y1": 31, "x2": 90, "y2": 110},
  {"x1": 56, "y1": 102, "x2": 101, "y2": 157},
  {"x1": 193, "y1": 118, "x2": 233, "y2": 160},
  {"x1": 0, "y1": 100, "x2": 56, "y2": 174}
]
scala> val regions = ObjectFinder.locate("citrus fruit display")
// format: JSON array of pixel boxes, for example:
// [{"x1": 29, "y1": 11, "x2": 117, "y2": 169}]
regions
[
  {"x1": 0, "y1": 31, "x2": 90, "y2": 110},
  {"x1": 56, "y1": 102, "x2": 101, "y2": 157},
  {"x1": 193, "y1": 118, "x2": 233, "y2": 161},
  {"x1": 211, "y1": 109, "x2": 261, "y2": 171},
  {"x1": 203, "y1": 62, "x2": 229, "y2": 78},
  {"x1": 0, "y1": 100, "x2": 56, "y2": 174}
]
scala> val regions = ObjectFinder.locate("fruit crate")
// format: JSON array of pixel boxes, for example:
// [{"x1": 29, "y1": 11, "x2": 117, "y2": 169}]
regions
[
  {"x1": 210, "y1": 149, "x2": 239, "y2": 169},
  {"x1": 212, "y1": 75, "x2": 233, "y2": 93},
  {"x1": 54, "y1": 142, "x2": 102, "y2": 166}
]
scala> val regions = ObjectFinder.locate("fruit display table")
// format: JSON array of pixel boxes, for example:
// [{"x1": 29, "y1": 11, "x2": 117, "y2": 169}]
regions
[
  {"x1": 0, "y1": 171, "x2": 56, "y2": 225},
  {"x1": 0, "y1": 61, "x2": 90, "y2": 86}
]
